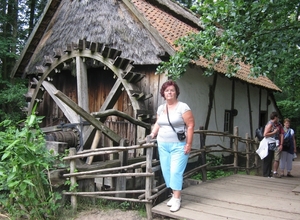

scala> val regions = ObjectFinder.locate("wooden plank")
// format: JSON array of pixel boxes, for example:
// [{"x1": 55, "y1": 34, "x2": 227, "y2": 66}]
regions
[
  {"x1": 152, "y1": 202, "x2": 229, "y2": 220},
  {"x1": 199, "y1": 180, "x2": 299, "y2": 199},
  {"x1": 182, "y1": 198, "x2": 299, "y2": 220},
  {"x1": 153, "y1": 174, "x2": 300, "y2": 220},
  {"x1": 183, "y1": 181, "x2": 300, "y2": 212}
]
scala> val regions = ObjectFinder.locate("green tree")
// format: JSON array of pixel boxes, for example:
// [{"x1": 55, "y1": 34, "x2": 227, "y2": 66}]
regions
[
  {"x1": 167, "y1": 0, "x2": 300, "y2": 143},
  {"x1": 0, "y1": 0, "x2": 47, "y2": 122},
  {"x1": 159, "y1": 0, "x2": 300, "y2": 80}
]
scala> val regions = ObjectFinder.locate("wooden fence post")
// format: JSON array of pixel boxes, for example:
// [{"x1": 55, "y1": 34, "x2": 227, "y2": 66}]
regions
[
  {"x1": 145, "y1": 135, "x2": 153, "y2": 220},
  {"x1": 69, "y1": 148, "x2": 77, "y2": 211},
  {"x1": 253, "y1": 138, "x2": 260, "y2": 175},
  {"x1": 199, "y1": 126, "x2": 207, "y2": 182},
  {"x1": 116, "y1": 138, "x2": 128, "y2": 198},
  {"x1": 245, "y1": 133, "x2": 250, "y2": 175},
  {"x1": 233, "y1": 126, "x2": 239, "y2": 174}
]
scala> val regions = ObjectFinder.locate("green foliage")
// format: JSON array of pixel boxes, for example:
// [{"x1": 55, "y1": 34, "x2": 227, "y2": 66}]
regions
[
  {"x1": 0, "y1": 76, "x2": 27, "y2": 122},
  {"x1": 277, "y1": 100, "x2": 300, "y2": 120},
  {"x1": 176, "y1": 0, "x2": 195, "y2": 8},
  {"x1": 0, "y1": 107, "x2": 61, "y2": 219},
  {"x1": 191, "y1": 157, "x2": 234, "y2": 180},
  {"x1": 160, "y1": 0, "x2": 300, "y2": 80},
  {"x1": 170, "y1": 0, "x2": 300, "y2": 146},
  {"x1": 119, "y1": 201, "x2": 131, "y2": 211}
]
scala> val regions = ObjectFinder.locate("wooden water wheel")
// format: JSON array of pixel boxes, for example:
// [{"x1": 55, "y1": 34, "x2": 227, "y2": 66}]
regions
[{"x1": 25, "y1": 39, "x2": 153, "y2": 157}]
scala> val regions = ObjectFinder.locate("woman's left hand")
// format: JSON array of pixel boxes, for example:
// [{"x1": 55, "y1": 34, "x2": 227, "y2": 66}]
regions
[{"x1": 184, "y1": 144, "x2": 191, "y2": 154}]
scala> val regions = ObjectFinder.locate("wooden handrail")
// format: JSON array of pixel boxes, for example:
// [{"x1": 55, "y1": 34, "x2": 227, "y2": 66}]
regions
[{"x1": 63, "y1": 126, "x2": 260, "y2": 219}]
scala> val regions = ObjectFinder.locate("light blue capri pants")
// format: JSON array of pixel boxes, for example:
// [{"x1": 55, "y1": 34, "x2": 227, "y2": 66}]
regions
[{"x1": 157, "y1": 141, "x2": 189, "y2": 190}]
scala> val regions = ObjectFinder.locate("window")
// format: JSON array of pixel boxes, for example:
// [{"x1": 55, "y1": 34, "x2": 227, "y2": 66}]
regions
[
  {"x1": 224, "y1": 110, "x2": 232, "y2": 133},
  {"x1": 259, "y1": 111, "x2": 267, "y2": 127}
]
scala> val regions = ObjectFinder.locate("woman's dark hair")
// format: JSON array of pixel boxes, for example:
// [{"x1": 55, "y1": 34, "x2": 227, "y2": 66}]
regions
[
  {"x1": 160, "y1": 80, "x2": 180, "y2": 99},
  {"x1": 270, "y1": 111, "x2": 278, "y2": 120}
]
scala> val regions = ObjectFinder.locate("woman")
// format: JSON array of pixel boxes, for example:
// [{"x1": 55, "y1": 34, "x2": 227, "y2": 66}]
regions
[
  {"x1": 263, "y1": 111, "x2": 284, "y2": 178},
  {"x1": 279, "y1": 118, "x2": 297, "y2": 177},
  {"x1": 150, "y1": 80, "x2": 195, "y2": 212}
]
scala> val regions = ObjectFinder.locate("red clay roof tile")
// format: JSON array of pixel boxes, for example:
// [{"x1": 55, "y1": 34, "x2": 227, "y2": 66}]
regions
[{"x1": 132, "y1": 0, "x2": 281, "y2": 92}]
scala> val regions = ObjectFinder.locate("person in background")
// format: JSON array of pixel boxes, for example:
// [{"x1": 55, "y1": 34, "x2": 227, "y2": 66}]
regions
[
  {"x1": 263, "y1": 111, "x2": 284, "y2": 178},
  {"x1": 150, "y1": 80, "x2": 195, "y2": 212},
  {"x1": 279, "y1": 118, "x2": 297, "y2": 177}
]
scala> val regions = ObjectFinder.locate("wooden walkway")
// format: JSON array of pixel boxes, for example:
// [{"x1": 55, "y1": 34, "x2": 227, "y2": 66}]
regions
[{"x1": 152, "y1": 162, "x2": 300, "y2": 220}]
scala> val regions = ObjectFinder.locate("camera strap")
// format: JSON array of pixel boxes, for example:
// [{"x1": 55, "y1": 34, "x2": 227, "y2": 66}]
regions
[{"x1": 166, "y1": 104, "x2": 177, "y2": 134}]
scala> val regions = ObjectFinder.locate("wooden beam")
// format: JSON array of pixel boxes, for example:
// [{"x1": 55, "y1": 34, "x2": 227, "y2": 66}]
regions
[
  {"x1": 76, "y1": 56, "x2": 89, "y2": 113},
  {"x1": 81, "y1": 75, "x2": 124, "y2": 149},
  {"x1": 91, "y1": 109, "x2": 151, "y2": 129},
  {"x1": 54, "y1": 90, "x2": 122, "y2": 144},
  {"x1": 85, "y1": 130, "x2": 102, "y2": 165},
  {"x1": 99, "y1": 78, "x2": 123, "y2": 112},
  {"x1": 41, "y1": 80, "x2": 79, "y2": 124}
]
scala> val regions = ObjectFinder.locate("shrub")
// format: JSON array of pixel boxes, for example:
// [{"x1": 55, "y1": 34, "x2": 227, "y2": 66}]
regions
[{"x1": 0, "y1": 107, "x2": 61, "y2": 219}]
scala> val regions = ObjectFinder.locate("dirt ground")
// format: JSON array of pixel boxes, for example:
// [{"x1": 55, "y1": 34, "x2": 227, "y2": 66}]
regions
[{"x1": 74, "y1": 209, "x2": 168, "y2": 220}]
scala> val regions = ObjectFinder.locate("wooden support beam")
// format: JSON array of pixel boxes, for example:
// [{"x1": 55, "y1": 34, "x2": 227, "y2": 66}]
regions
[
  {"x1": 54, "y1": 90, "x2": 122, "y2": 144},
  {"x1": 99, "y1": 78, "x2": 123, "y2": 112},
  {"x1": 91, "y1": 109, "x2": 151, "y2": 129},
  {"x1": 86, "y1": 130, "x2": 102, "y2": 165},
  {"x1": 42, "y1": 81, "x2": 79, "y2": 124},
  {"x1": 76, "y1": 56, "x2": 90, "y2": 113}
]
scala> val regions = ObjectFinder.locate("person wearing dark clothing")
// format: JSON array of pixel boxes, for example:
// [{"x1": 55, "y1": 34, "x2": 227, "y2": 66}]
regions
[{"x1": 263, "y1": 112, "x2": 284, "y2": 178}]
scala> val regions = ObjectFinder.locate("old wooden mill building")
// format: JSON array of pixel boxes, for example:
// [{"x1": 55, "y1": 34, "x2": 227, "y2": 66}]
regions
[{"x1": 11, "y1": 0, "x2": 285, "y2": 219}]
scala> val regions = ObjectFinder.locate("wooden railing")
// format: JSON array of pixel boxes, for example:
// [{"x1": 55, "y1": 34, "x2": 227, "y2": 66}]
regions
[{"x1": 62, "y1": 126, "x2": 260, "y2": 220}]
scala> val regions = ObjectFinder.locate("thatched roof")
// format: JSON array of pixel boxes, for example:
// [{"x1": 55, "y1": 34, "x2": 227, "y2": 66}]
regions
[{"x1": 11, "y1": 0, "x2": 281, "y2": 92}]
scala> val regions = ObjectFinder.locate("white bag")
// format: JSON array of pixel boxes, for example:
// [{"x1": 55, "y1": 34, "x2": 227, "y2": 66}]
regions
[{"x1": 256, "y1": 137, "x2": 270, "y2": 159}]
